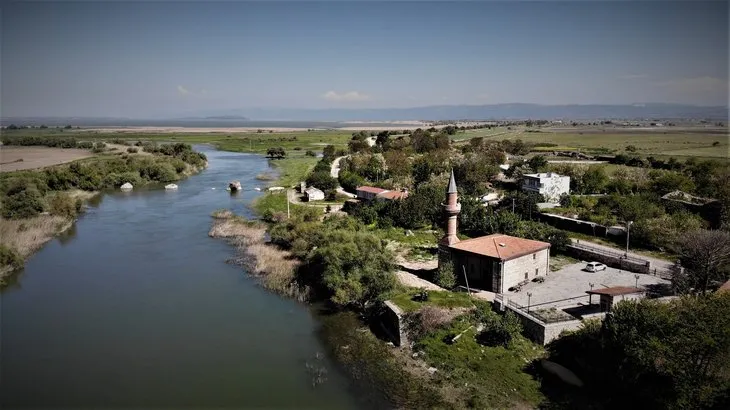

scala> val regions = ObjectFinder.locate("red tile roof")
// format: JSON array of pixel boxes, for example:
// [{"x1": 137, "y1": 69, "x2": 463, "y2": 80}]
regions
[
  {"x1": 377, "y1": 191, "x2": 409, "y2": 200},
  {"x1": 586, "y1": 286, "x2": 643, "y2": 296},
  {"x1": 449, "y1": 234, "x2": 550, "y2": 261},
  {"x1": 357, "y1": 186, "x2": 389, "y2": 194}
]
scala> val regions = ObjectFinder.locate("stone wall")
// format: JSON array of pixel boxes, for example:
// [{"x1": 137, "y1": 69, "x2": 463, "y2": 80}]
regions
[
  {"x1": 537, "y1": 213, "x2": 608, "y2": 237},
  {"x1": 501, "y1": 249, "x2": 550, "y2": 292}
]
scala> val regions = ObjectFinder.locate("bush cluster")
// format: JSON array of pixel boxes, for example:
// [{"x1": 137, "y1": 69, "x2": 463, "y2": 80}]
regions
[
  {"x1": 1, "y1": 143, "x2": 207, "y2": 219},
  {"x1": 269, "y1": 212, "x2": 396, "y2": 310}
]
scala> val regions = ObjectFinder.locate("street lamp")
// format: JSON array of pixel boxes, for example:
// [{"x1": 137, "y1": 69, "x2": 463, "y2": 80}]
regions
[
  {"x1": 527, "y1": 292, "x2": 533, "y2": 313},
  {"x1": 634, "y1": 274, "x2": 640, "y2": 288},
  {"x1": 625, "y1": 220, "x2": 634, "y2": 257}
]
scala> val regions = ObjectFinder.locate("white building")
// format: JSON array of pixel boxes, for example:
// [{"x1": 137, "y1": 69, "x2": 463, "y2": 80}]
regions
[
  {"x1": 304, "y1": 187, "x2": 325, "y2": 201},
  {"x1": 522, "y1": 172, "x2": 570, "y2": 203}
]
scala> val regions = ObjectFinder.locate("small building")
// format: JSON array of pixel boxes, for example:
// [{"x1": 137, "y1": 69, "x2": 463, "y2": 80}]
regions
[
  {"x1": 449, "y1": 234, "x2": 551, "y2": 293},
  {"x1": 356, "y1": 186, "x2": 389, "y2": 201},
  {"x1": 304, "y1": 187, "x2": 325, "y2": 202},
  {"x1": 586, "y1": 286, "x2": 645, "y2": 312},
  {"x1": 438, "y1": 170, "x2": 551, "y2": 293},
  {"x1": 376, "y1": 189, "x2": 409, "y2": 202},
  {"x1": 522, "y1": 172, "x2": 570, "y2": 203}
]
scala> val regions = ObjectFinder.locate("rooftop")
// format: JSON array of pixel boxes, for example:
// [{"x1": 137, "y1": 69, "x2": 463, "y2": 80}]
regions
[
  {"x1": 586, "y1": 286, "x2": 643, "y2": 296},
  {"x1": 449, "y1": 234, "x2": 550, "y2": 261},
  {"x1": 524, "y1": 172, "x2": 566, "y2": 179},
  {"x1": 356, "y1": 186, "x2": 389, "y2": 194},
  {"x1": 305, "y1": 187, "x2": 323, "y2": 195},
  {"x1": 377, "y1": 190, "x2": 409, "y2": 200}
]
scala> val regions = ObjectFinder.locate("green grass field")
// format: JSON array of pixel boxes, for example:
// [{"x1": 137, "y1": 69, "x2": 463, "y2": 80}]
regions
[
  {"x1": 389, "y1": 289, "x2": 474, "y2": 312},
  {"x1": 450, "y1": 125, "x2": 728, "y2": 159}
]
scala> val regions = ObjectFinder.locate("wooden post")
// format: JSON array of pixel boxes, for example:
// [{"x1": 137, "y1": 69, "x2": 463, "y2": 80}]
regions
[{"x1": 287, "y1": 189, "x2": 290, "y2": 219}]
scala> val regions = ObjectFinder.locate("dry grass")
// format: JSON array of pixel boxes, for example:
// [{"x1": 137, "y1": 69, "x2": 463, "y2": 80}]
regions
[
  {"x1": 209, "y1": 212, "x2": 306, "y2": 300},
  {"x1": 0, "y1": 214, "x2": 72, "y2": 276}
]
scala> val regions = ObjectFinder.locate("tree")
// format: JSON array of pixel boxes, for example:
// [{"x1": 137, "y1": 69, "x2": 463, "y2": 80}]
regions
[
  {"x1": 545, "y1": 294, "x2": 730, "y2": 409},
  {"x1": 674, "y1": 229, "x2": 730, "y2": 294},
  {"x1": 649, "y1": 171, "x2": 695, "y2": 195},
  {"x1": 434, "y1": 260, "x2": 456, "y2": 289},
  {"x1": 579, "y1": 166, "x2": 608, "y2": 194},
  {"x1": 306, "y1": 171, "x2": 338, "y2": 192},
  {"x1": 527, "y1": 155, "x2": 548, "y2": 172},
  {"x1": 266, "y1": 147, "x2": 286, "y2": 159},
  {"x1": 322, "y1": 145, "x2": 336, "y2": 162},
  {"x1": 338, "y1": 170, "x2": 364, "y2": 193}
]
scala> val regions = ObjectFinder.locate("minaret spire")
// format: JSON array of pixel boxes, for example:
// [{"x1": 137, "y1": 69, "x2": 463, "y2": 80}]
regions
[{"x1": 439, "y1": 169, "x2": 461, "y2": 269}]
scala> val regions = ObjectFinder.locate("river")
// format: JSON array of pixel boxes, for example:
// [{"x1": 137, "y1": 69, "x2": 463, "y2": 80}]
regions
[{"x1": 0, "y1": 146, "x2": 372, "y2": 409}]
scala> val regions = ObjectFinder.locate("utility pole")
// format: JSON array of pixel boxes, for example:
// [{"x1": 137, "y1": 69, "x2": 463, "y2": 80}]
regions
[
  {"x1": 287, "y1": 189, "x2": 290, "y2": 219},
  {"x1": 512, "y1": 198, "x2": 515, "y2": 214},
  {"x1": 625, "y1": 220, "x2": 633, "y2": 257},
  {"x1": 527, "y1": 292, "x2": 533, "y2": 313}
]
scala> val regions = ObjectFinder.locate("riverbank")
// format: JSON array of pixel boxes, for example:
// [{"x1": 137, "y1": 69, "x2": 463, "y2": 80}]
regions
[
  {"x1": 208, "y1": 209, "x2": 307, "y2": 301},
  {"x1": 0, "y1": 142, "x2": 208, "y2": 284},
  {"x1": 210, "y1": 196, "x2": 546, "y2": 408}
]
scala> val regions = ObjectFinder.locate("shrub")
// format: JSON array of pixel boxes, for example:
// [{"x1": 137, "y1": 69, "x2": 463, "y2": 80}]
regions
[
  {"x1": 434, "y1": 260, "x2": 456, "y2": 289},
  {"x1": 475, "y1": 307, "x2": 522, "y2": 348},
  {"x1": 77, "y1": 141, "x2": 94, "y2": 149},
  {"x1": 91, "y1": 142, "x2": 107, "y2": 153},
  {"x1": 305, "y1": 150, "x2": 317, "y2": 157},
  {"x1": 0, "y1": 245, "x2": 23, "y2": 271},
  {"x1": 127, "y1": 147, "x2": 139, "y2": 153},
  {"x1": 2, "y1": 185, "x2": 44, "y2": 219},
  {"x1": 48, "y1": 192, "x2": 81, "y2": 218}
]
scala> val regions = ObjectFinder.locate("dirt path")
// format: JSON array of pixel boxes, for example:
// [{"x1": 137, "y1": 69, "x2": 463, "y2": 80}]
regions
[{"x1": 330, "y1": 156, "x2": 357, "y2": 199}]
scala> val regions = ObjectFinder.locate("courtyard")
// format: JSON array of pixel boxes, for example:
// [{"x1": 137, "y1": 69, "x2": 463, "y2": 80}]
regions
[{"x1": 504, "y1": 262, "x2": 671, "y2": 315}]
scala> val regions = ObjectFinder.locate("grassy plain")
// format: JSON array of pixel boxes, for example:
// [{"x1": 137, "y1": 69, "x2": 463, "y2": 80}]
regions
[{"x1": 452, "y1": 125, "x2": 729, "y2": 160}]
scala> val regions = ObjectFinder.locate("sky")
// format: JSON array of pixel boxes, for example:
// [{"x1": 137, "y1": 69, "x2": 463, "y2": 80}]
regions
[{"x1": 1, "y1": 1, "x2": 728, "y2": 118}]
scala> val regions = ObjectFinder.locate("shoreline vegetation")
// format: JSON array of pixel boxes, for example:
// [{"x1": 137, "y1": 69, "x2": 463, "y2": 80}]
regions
[{"x1": 0, "y1": 137, "x2": 208, "y2": 286}]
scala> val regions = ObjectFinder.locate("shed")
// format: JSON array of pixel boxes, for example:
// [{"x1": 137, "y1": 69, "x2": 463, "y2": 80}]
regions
[
  {"x1": 586, "y1": 286, "x2": 645, "y2": 312},
  {"x1": 304, "y1": 187, "x2": 325, "y2": 202}
]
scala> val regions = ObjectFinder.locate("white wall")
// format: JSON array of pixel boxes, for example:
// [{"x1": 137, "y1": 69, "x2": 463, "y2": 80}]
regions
[{"x1": 501, "y1": 249, "x2": 550, "y2": 292}]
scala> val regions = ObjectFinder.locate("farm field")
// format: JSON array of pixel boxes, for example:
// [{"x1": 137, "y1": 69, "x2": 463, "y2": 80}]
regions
[
  {"x1": 0, "y1": 146, "x2": 94, "y2": 172},
  {"x1": 452, "y1": 125, "x2": 728, "y2": 159}
]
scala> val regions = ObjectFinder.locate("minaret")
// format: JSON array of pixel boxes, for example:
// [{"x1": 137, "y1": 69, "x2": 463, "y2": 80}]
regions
[{"x1": 438, "y1": 170, "x2": 461, "y2": 268}]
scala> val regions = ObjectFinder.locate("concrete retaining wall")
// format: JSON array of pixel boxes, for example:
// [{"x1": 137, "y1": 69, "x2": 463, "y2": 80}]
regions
[
  {"x1": 565, "y1": 244, "x2": 650, "y2": 274},
  {"x1": 380, "y1": 301, "x2": 407, "y2": 347},
  {"x1": 537, "y1": 213, "x2": 608, "y2": 237},
  {"x1": 495, "y1": 298, "x2": 585, "y2": 345}
]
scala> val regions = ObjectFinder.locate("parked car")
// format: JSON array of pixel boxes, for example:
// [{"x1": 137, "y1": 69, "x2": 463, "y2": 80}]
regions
[{"x1": 584, "y1": 262, "x2": 607, "y2": 272}]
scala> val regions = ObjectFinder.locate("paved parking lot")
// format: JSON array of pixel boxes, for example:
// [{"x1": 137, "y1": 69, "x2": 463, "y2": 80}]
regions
[{"x1": 505, "y1": 262, "x2": 670, "y2": 309}]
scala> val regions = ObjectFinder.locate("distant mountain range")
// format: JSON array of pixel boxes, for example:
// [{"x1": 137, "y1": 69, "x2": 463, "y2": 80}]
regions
[{"x1": 3, "y1": 103, "x2": 727, "y2": 125}]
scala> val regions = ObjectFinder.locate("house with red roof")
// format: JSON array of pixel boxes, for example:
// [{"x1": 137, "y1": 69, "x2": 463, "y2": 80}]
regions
[{"x1": 356, "y1": 186, "x2": 389, "y2": 201}]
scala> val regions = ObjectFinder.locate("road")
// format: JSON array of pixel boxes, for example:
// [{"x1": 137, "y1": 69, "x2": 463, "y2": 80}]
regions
[
  {"x1": 570, "y1": 239, "x2": 675, "y2": 271},
  {"x1": 330, "y1": 156, "x2": 357, "y2": 198}
]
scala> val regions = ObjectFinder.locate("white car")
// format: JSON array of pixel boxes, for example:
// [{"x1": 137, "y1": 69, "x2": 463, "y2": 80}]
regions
[{"x1": 584, "y1": 262, "x2": 607, "y2": 272}]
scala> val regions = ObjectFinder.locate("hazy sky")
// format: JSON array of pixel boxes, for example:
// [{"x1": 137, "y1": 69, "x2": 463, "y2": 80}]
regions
[{"x1": 2, "y1": 1, "x2": 728, "y2": 117}]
